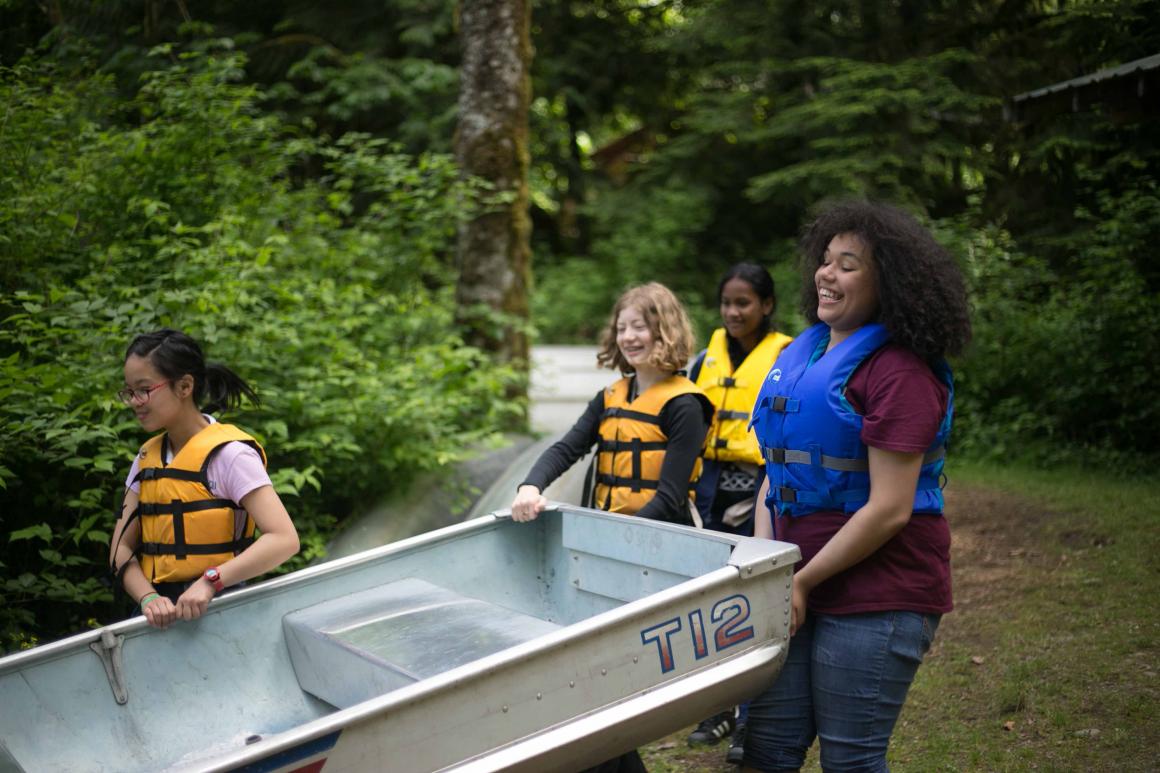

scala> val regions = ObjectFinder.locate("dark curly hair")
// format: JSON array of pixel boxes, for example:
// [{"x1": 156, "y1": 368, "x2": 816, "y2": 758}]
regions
[{"x1": 798, "y1": 199, "x2": 971, "y2": 362}]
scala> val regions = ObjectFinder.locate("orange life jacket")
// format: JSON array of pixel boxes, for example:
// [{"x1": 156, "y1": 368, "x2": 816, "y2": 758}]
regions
[
  {"x1": 132, "y1": 423, "x2": 264, "y2": 583},
  {"x1": 696, "y1": 328, "x2": 794, "y2": 465},
  {"x1": 593, "y1": 375, "x2": 709, "y2": 515}
]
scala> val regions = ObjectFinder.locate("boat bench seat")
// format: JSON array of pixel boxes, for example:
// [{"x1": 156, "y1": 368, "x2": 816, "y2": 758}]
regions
[{"x1": 283, "y1": 577, "x2": 561, "y2": 709}]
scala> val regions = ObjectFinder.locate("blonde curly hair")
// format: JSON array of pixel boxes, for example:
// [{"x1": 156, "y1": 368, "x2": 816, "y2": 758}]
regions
[{"x1": 597, "y1": 282, "x2": 696, "y2": 374}]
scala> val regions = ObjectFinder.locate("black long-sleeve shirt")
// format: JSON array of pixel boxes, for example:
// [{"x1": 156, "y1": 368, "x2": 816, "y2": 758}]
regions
[{"x1": 520, "y1": 385, "x2": 711, "y2": 524}]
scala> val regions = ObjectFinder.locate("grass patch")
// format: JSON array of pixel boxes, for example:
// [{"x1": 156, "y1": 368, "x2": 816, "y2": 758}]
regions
[
  {"x1": 889, "y1": 460, "x2": 1159, "y2": 772},
  {"x1": 641, "y1": 460, "x2": 1160, "y2": 771}
]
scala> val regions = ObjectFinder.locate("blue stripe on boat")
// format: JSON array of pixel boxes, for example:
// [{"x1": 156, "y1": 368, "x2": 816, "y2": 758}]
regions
[{"x1": 231, "y1": 730, "x2": 340, "y2": 773}]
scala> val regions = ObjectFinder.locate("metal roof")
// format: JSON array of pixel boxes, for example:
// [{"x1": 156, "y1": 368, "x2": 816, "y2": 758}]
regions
[
  {"x1": 1006, "y1": 53, "x2": 1160, "y2": 122},
  {"x1": 1012, "y1": 53, "x2": 1160, "y2": 104}
]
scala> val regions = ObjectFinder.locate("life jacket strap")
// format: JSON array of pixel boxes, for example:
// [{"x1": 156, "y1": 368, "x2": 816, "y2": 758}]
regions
[
  {"x1": 138, "y1": 498, "x2": 240, "y2": 560},
  {"x1": 601, "y1": 407, "x2": 663, "y2": 426},
  {"x1": 763, "y1": 445, "x2": 947, "y2": 471},
  {"x1": 716, "y1": 410, "x2": 750, "y2": 421},
  {"x1": 598, "y1": 439, "x2": 668, "y2": 453},
  {"x1": 631, "y1": 438, "x2": 642, "y2": 490},
  {"x1": 774, "y1": 486, "x2": 868, "y2": 507},
  {"x1": 763, "y1": 447, "x2": 868, "y2": 472},
  {"x1": 134, "y1": 467, "x2": 206, "y2": 484},
  {"x1": 596, "y1": 472, "x2": 696, "y2": 493},
  {"x1": 136, "y1": 498, "x2": 238, "y2": 516},
  {"x1": 596, "y1": 472, "x2": 657, "y2": 492},
  {"x1": 138, "y1": 536, "x2": 256, "y2": 557}
]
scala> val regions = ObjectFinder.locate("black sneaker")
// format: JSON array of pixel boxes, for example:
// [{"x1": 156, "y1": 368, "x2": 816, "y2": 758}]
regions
[
  {"x1": 686, "y1": 710, "x2": 735, "y2": 746},
  {"x1": 725, "y1": 720, "x2": 747, "y2": 765}
]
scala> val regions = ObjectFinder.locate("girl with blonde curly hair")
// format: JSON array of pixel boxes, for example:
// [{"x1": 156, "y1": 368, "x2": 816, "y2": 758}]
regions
[{"x1": 512, "y1": 282, "x2": 713, "y2": 525}]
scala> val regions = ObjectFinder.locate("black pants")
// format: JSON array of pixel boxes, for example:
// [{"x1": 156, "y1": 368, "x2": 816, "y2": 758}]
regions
[{"x1": 583, "y1": 750, "x2": 648, "y2": 773}]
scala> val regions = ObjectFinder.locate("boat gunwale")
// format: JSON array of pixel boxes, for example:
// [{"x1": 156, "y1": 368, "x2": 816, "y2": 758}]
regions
[{"x1": 0, "y1": 514, "x2": 497, "y2": 675}]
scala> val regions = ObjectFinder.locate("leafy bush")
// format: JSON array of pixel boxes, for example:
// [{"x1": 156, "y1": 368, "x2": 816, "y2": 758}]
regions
[
  {"x1": 942, "y1": 188, "x2": 1160, "y2": 469},
  {"x1": 0, "y1": 49, "x2": 519, "y2": 651}
]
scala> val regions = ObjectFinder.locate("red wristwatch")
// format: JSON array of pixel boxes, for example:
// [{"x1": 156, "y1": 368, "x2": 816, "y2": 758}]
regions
[{"x1": 203, "y1": 567, "x2": 225, "y2": 592}]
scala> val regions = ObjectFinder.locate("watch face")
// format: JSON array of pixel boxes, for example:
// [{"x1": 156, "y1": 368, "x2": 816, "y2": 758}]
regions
[{"x1": 206, "y1": 568, "x2": 220, "y2": 581}]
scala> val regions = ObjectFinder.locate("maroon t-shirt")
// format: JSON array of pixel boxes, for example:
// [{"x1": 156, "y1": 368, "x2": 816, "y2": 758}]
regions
[{"x1": 772, "y1": 344, "x2": 953, "y2": 615}]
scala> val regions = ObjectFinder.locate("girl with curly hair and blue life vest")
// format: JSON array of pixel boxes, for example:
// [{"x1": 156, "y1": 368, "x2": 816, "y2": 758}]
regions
[
  {"x1": 109, "y1": 329, "x2": 300, "y2": 630},
  {"x1": 741, "y1": 200, "x2": 971, "y2": 772}
]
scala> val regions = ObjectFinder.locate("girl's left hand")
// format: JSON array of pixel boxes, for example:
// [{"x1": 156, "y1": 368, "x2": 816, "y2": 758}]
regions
[{"x1": 175, "y1": 579, "x2": 215, "y2": 621}]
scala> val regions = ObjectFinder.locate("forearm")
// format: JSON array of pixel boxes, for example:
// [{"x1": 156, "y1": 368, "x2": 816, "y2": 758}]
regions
[
  {"x1": 216, "y1": 532, "x2": 299, "y2": 587},
  {"x1": 119, "y1": 560, "x2": 158, "y2": 604},
  {"x1": 219, "y1": 485, "x2": 300, "y2": 588},
  {"x1": 521, "y1": 394, "x2": 602, "y2": 491},
  {"x1": 794, "y1": 501, "x2": 910, "y2": 589},
  {"x1": 753, "y1": 476, "x2": 773, "y2": 539},
  {"x1": 795, "y1": 446, "x2": 921, "y2": 591}
]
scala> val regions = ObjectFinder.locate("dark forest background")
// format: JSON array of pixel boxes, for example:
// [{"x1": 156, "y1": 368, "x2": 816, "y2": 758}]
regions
[{"x1": 1, "y1": 0, "x2": 1157, "y2": 649}]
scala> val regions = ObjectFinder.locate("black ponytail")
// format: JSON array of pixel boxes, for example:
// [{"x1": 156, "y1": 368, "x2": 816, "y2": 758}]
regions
[
  {"x1": 125, "y1": 329, "x2": 259, "y2": 414},
  {"x1": 202, "y1": 362, "x2": 259, "y2": 413}
]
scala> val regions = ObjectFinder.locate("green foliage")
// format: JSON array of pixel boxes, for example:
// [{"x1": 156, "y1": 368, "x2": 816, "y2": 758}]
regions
[
  {"x1": 739, "y1": 51, "x2": 996, "y2": 209},
  {"x1": 531, "y1": 179, "x2": 720, "y2": 344},
  {"x1": 527, "y1": 0, "x2": 1160, "y2": 468},
  {"x1": 0, "y1": 49, "x2": 518, "y2": 651},
  {"x1": 3, "y1": 0, "x2": 1160, "y2": 650},
  {"x1": 943, "y1": 180, "x2": 1160, "y2": 468}
]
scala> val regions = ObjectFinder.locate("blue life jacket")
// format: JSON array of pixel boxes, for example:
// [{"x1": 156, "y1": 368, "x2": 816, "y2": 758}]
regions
[{"x1": 749, "y1": 322, "x2": 953, "y2": 518}]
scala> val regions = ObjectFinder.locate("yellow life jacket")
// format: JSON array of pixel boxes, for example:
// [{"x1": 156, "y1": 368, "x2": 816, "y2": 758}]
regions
[
  {"x1": 592, "y1": 375, "x2": 709, "y2": 515},
  {"x1": 696, "y1": 328, "x2": 794, "y2": 465},
  {"x1": 132, "y1": 423, "x2": 265, "y2": 583}
]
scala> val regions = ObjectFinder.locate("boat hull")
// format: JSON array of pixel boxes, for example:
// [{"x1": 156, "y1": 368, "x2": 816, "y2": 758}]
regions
[{"x1": 0, "y1": 505, "x2": 798, "y2": 772}]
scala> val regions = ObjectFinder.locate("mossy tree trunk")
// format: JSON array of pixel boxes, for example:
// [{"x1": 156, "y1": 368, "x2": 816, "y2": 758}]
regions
[{"x1": 455, "y1": 0, "x2": 532, "y2": 403}]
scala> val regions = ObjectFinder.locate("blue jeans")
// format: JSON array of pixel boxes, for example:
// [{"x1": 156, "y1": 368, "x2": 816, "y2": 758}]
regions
[{"x1": 745, "y1": 611, "x2": 939, "y2": 772}]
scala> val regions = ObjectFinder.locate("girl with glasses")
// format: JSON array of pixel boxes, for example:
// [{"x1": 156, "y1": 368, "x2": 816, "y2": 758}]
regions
[{"x1": 109, "y1": 329, "x2": 299, "y2": 629}]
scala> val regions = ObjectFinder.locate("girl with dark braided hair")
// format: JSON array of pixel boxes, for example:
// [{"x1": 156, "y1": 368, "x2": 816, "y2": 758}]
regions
[
  {"x1": 108, "y1": 329, "x2": 299, "y2": 629},
  {"x1": 742, "y1": 200, "x2": 970, "y2": 772}
]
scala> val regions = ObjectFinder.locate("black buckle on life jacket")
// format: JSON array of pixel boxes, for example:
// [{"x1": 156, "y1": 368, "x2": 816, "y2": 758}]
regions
[
  {"x1": 719, "y1": 377, "x2": 736, "y2": 387},
  {"x1": 776, "y1": 486, "x2": 798, "y2": 503}
]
